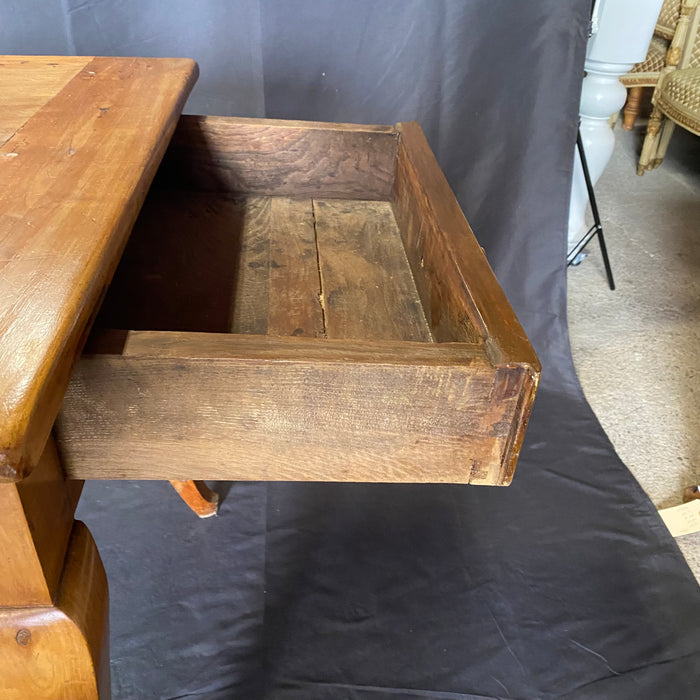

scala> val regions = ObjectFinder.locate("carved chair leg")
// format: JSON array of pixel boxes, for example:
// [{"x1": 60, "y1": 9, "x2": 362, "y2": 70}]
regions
[
  {"x1": 637, "y1": 105, "x2": 664, "y2": 175},
  {"x1": 170, "y1": 479, "x2": 219, "y2": 518},
  {"x1": 0, "y1": 439, "x2": 109, "y2": 699},
  {"x1": 652, "y1": 118, "x2": 675, "y2": 168},
  {"x1": 622, "y1": 86, "x2": 643, "y2": 130}
]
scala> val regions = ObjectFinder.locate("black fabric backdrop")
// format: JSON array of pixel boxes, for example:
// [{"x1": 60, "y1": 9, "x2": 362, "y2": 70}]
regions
[{"x1": 5, "y1": 1, "x2": 700, "y2": 697}]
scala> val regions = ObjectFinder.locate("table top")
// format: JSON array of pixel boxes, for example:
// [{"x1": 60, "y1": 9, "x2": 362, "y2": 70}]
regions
[{"x1": 0, "y1": 56, "x2": 198, "y2": 481}]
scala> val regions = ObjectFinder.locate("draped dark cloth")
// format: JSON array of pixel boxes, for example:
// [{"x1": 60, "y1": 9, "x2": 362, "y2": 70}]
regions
[{"x1": 6, "y1": 1, "x2": 699, "y2": 697}]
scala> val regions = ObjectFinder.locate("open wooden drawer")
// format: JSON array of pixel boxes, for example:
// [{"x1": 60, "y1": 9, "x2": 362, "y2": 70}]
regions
[{"x1": 56, "y1": 116, "x2": 540, "y2": 485}]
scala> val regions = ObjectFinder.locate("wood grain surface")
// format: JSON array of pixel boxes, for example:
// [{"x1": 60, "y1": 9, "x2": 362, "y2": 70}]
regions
[
  {"x1": 314, "y1": 199, "x2": 431, "y2": 341},
  {"x1": 109, "y1": 331, "x2": 485, "y2": 364},
  {"x1": 0, "y1": 438, "x2": 82, "y2": 606},
  {"x1": 0, "y1": 56, "x2": 198, "y2": 481},
  {"x1": 234, "y1": 197, "x2": 325, "y2": 336},
  {"x1": 57, "y1": 333, "x2": 526, "y2": 483},
  {"x1": 393, "y1": 121, "x2": 540, "y2": 371},
  {"x1": 0, "y1": 522, "x2": 109, "y2": 699},
  {"x1": 96, "y1": 194, "x2": 427, "y2": 342},
  {"x1": 156, "y1": 115, "x2": 399, "y2": 199},
  {"x1": 392, "y1": 122, "x2": 539, "y2": 478},
  {"x1": 0, "y1": 436, "x2": 107, "y2": 697},
  {"x1": 0, "y1": 56, "x2": 91, "y2": 146},
  {"x1": 96, "y1": 193, "x2": 326, "y2": 337}
]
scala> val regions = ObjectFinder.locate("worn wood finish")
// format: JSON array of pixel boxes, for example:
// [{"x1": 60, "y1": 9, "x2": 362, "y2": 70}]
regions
[
  {"x1": 74, "y1": 117, "x2": 539, "y2": 485},
  {"x1": 0, "y1": 56, "x2": 92, "y2": 146},
  {"x1": 98, "y1": 194, "x2": 430, "y2": 342},
  {"x1": 233, "y1": 197, "x2": 325, "y2": 336},
  {"x1": 0, "y1": 56, "x2": 198, "y2": 482},
  {"x1": 97, "y1": 193, "x2": 326, "y2": 338},
  {"x1": 392, "y1": 121, "x2": 540, "y2": 372},
  {"x1": 0, "y1": 439, "x2": 82, "y2": 606},
  {"x1": 0, "y1": 437, "x2": 108, "y2": 697},
  {"x1": 57, "y1": 332, "x2": 527, "y2": 484},
  {"x1": 267, "y1": 198, "x2": 325, "y2": 336},
  {"x1": 101, "y1": 330, "x2": 484, "y2": 363},
  {"x1": 622, "y1": 86, "x2": 644, "y2": 130},
  {"x1": 155, "y1": 115, "x2": 399, "y2": 200},
  {"x1": 229, "y1": 196, "x2": 271, "y2": 335},
  {"x1": 170, "y1": 480, "x2": 219, "y2": 518},
  {"x1": 314, "y1": 199, "x2": 431, "y2": 341},
  {"x1": 391, "y1": 122, "x2": 539, "y2": 477},
  {"x1": 0, "y1": 521, "x2": 110, "y2": 699},
  {"x1": 392, "y1": 149, "x2": 482, "y2": 344}
]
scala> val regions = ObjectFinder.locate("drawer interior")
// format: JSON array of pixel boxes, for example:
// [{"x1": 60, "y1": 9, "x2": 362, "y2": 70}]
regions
[
  {"x1": 93, "y1": 115, "x2": 485, "y2": 348},
  {"x1": 96, "y1": 192, "x2": 431, "y2": 343}
]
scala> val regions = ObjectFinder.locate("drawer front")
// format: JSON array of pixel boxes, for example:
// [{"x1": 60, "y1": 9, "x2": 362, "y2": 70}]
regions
[{"x1": 57, "y1": 334, "x2": 535, "y2": 485}]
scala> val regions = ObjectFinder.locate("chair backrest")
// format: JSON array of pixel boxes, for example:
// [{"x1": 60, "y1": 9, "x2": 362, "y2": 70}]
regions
[
  {"x1": 662, "y1": 0, "x2": 700, "y2": 70},
  {"x1": 682, "y1": 3, "x2": 700, "y2": 67},
  {"x1": 656, "y1": 0, "x2": 682, "y2": 41}
]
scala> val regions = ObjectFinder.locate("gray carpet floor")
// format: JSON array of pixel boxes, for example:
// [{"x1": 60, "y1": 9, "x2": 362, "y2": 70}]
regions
[{"x1": 568, "y1": 118, "x2": 700, "y2": 581}]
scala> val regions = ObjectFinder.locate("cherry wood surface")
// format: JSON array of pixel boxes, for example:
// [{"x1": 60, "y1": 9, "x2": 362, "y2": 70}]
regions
[
  {"x1": 169, "y1": 479, "x2": 219, "y2": 518},
  {"x1": 0, "y1": 520, "x2": 110, "y2": 699},
  {"x1": 0, "y1": 55, "x2": 197, "y2": 699},
  {"x1": 0, "y1": 56, "x2": 92, "y2": 146},
  {"x1": 0, "y1": 55, "x2": 198, "y2": 482}
]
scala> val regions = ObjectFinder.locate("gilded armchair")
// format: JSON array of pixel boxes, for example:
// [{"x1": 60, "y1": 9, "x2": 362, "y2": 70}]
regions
[
  {"x1": 638, "y1": 0, "x2": 700, "y2": 172},
  {"x1": 621, "y1": 0, "x2": 682, "y2": 130}
]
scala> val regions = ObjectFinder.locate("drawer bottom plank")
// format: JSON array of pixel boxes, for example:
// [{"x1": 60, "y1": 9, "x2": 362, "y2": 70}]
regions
[{"x1": 96, "y1": 193, "x2": 432, "y2": 343}]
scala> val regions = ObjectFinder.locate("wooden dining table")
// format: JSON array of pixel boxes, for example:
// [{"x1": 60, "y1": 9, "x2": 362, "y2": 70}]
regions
[{"x1": 0, "y1": 56, "x2": 538, "y2": 698}]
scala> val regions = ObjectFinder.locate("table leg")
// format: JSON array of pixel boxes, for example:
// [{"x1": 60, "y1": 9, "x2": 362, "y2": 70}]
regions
[
  {"x1": 170, "y1": 479, "x2": 219, "y2": 518},
  {"x1": 622, "y1": 86, "x2": 643, "y2": 130},
  {"x1": 0, "y1": 438, "x2": 109, "y2": 699}
]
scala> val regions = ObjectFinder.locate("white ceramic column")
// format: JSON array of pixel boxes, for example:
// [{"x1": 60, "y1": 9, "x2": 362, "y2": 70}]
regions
[{"x1": 567, "y1": 0, "x2": 663, "y2": 250}]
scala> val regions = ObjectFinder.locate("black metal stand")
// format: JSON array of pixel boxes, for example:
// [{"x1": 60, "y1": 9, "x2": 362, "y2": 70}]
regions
[{"x1": 567, "y1": 129, "x2": 615, "y2": 291}]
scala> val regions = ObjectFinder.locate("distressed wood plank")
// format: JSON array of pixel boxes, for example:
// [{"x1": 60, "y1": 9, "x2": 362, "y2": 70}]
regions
[
  {"x1": 267, "y1": 197, "x2": 325, "y2": 337},
  {"x1": 232, "y1": 196, "x2": 325, "y2": 337},
  {"x1": 56, "y1": 333, "x2": 528, "y2": 484},
  {"x1": 229, "y1": 197, "x2": 271, "y2": 335},
  {"x1": 0, "y1": 56, "x2": 198, "y2": 480},
  {"x1": 393, "y1": 121, "x2": 540, "y2": 371},
  {"x1": 314, "y1": 199, "x2": 430, "y2": 341},
  {"x1": 392, "y1": 148, "x2": 483, "y2": 344},
  {"x1": 156, "y1": 115, "x2": 399, "y2": 199},
  {"x1": 118, "y1": 331, "x2": 483, "y2": 364},
  {"x1": 96, "y1": 193, "x2": 325, "y2": 338}
]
